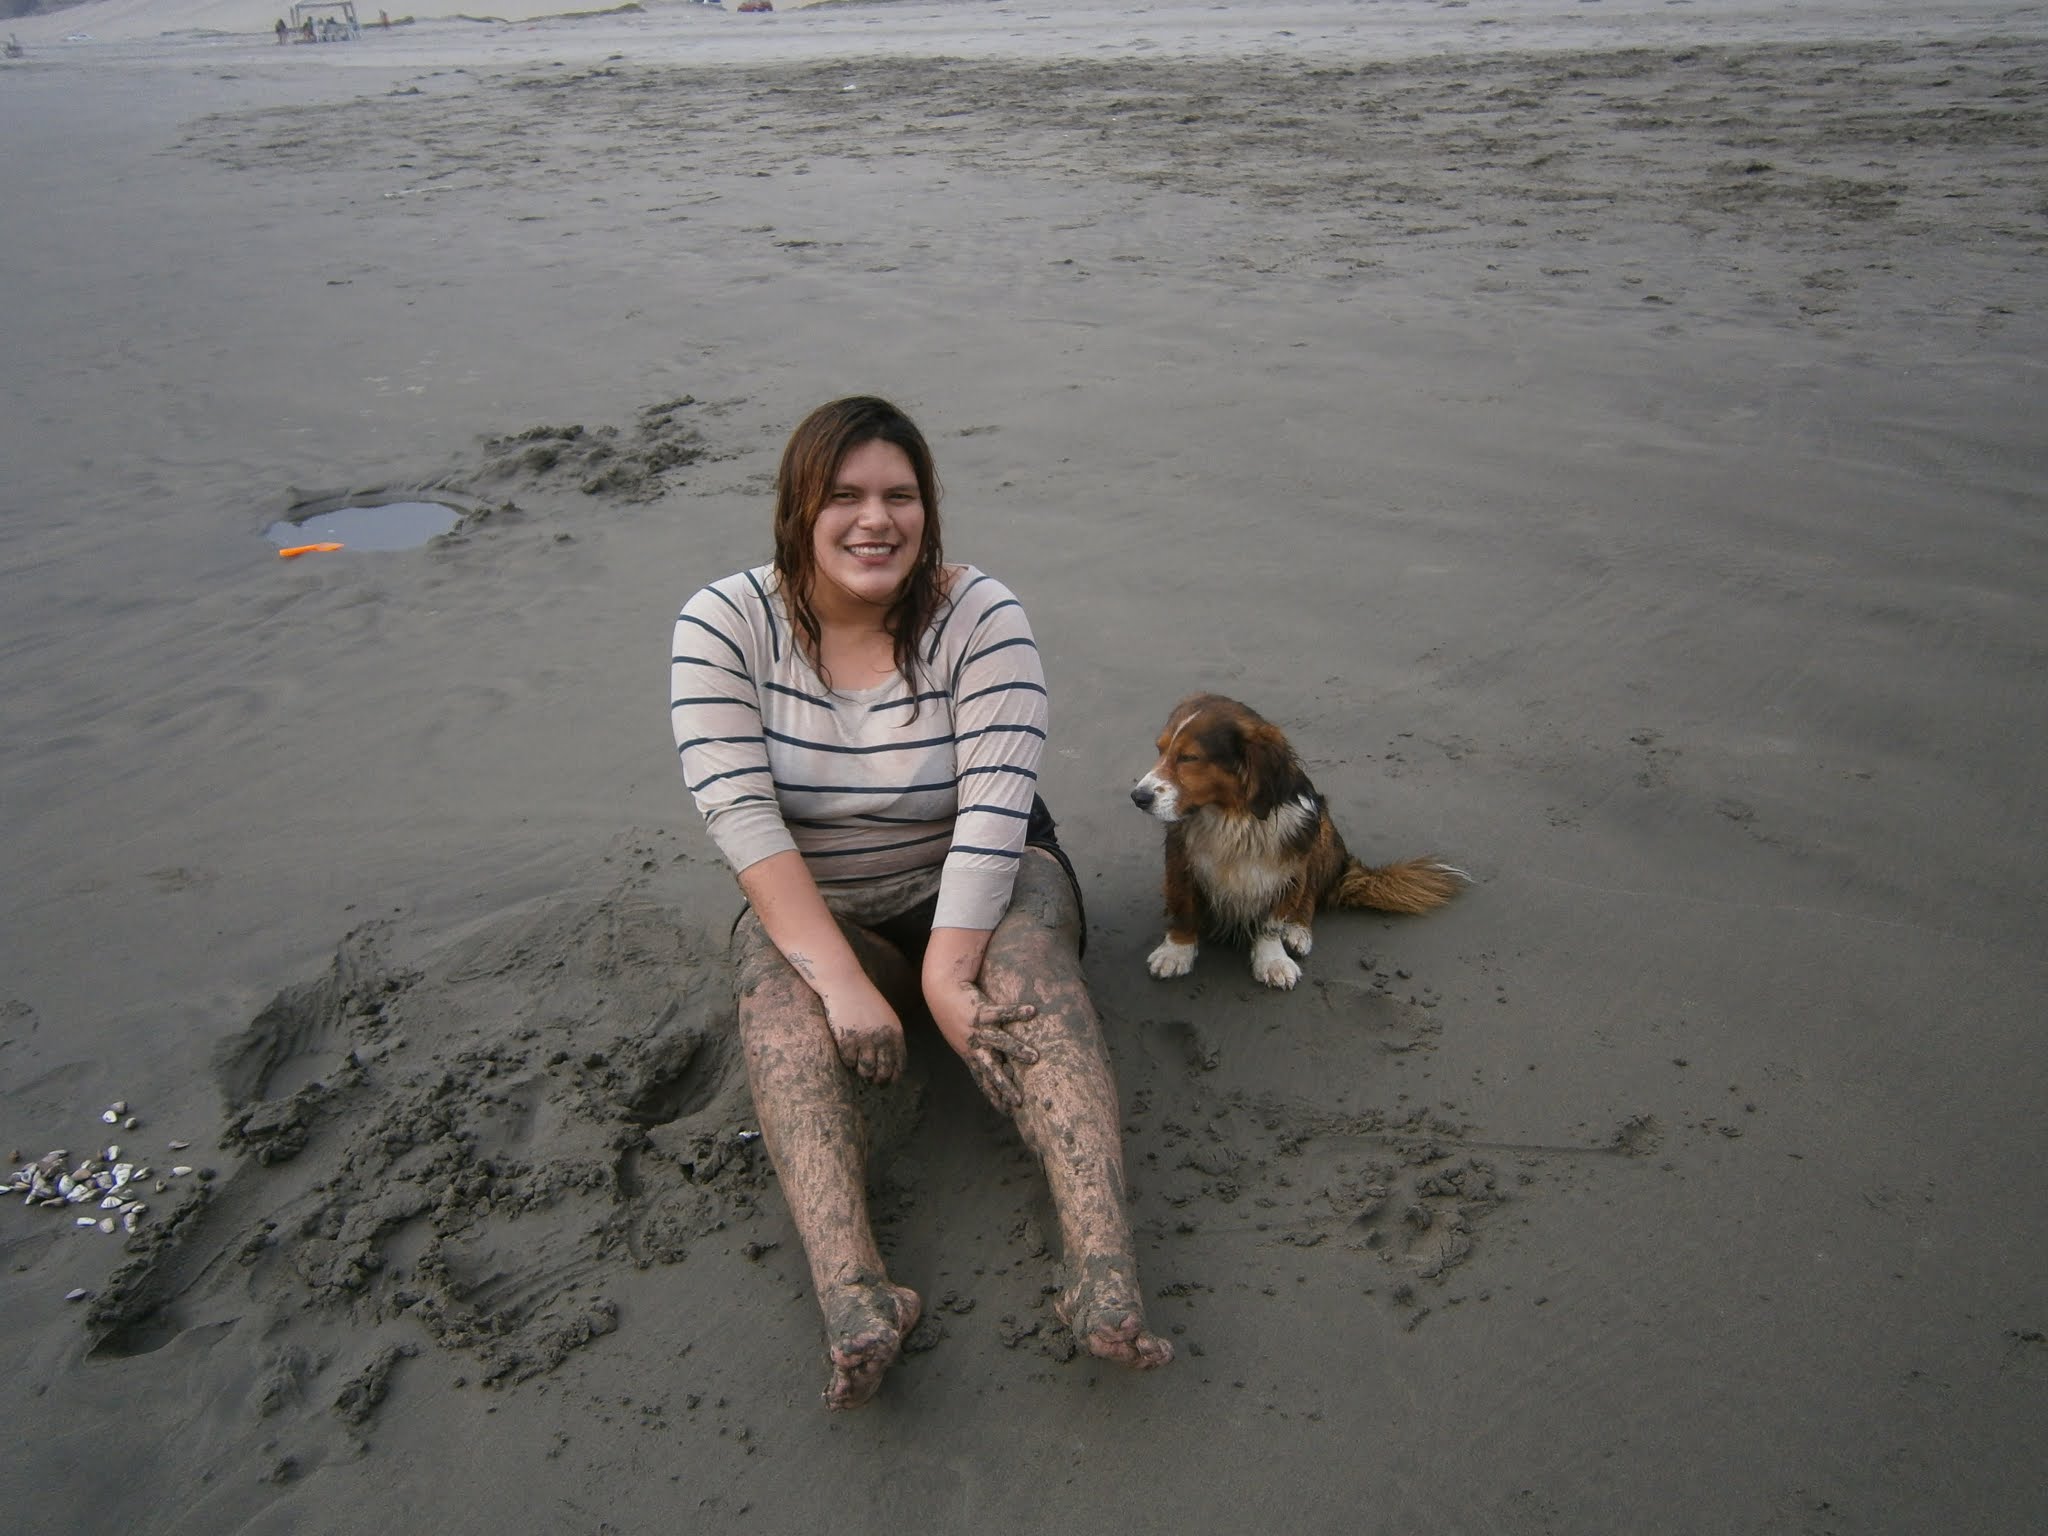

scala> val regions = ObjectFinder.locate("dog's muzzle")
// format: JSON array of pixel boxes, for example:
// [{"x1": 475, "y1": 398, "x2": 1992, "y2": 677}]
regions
[{"x1": 1130, "y1": 773, "x2": 1179, "y2": 821}]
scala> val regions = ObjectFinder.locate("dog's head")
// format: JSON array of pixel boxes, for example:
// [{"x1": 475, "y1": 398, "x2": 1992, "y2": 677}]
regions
[{"x1": 1130, "y1": 693, "x2": 1310, "y2": 823}]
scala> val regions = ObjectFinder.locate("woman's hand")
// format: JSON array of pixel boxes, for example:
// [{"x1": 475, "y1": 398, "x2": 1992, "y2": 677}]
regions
[
  {"x1": 924, "y1": 928, "x2": 1039, "y2": 1111},
  {"x1": 938, "y1": 986, "x2": 1041, "y2": 1111},
  {"x1": 820, "y1": 976, "x2": 907, "y2": 1086}
]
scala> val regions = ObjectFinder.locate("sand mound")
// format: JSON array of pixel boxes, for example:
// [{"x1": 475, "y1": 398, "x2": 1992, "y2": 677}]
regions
[{"x1": 86, "y1": 880, "x2": 763, "y2": 1413}]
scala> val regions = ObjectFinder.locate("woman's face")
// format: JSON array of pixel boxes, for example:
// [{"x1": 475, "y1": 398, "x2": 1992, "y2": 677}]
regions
[{"x1": 809, "y1": 438, "x2": 926, "y2": 620}]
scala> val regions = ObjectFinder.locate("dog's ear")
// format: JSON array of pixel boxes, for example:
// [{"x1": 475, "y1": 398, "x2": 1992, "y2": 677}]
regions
[{"x1": 1240, "y1": 721, "x2": 1308, "y2": 819}]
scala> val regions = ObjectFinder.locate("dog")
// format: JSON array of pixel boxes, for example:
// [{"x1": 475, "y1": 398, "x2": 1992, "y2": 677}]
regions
[{"x1": 1130, "y1": 693, "x2": 1464, "y2": 990}]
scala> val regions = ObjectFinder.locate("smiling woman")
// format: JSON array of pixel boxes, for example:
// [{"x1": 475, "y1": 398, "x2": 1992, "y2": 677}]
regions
[{"x1": 668, "y1": 396, "x2": 1172, "y2": 1407}]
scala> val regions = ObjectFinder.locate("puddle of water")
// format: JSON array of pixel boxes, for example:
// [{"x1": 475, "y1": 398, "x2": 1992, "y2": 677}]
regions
[{"x1": 267, "y1": 500, "x2": 462, "y2": 552}]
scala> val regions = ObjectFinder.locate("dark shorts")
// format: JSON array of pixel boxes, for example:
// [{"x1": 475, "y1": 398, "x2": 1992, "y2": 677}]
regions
[{"x1": 731, "y1": 794, "x2": 1086, "y2": 961}]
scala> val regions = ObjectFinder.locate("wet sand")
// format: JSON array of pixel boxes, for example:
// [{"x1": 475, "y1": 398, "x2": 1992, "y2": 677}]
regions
[{"x1": 1, "y1": 1, "x2": 2044, "y2": 1530}]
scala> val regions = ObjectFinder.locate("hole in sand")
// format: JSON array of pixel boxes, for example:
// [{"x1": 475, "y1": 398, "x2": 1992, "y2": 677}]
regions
[{"x1": 267, "y1": 494, "x2": 462, "y2": 552}]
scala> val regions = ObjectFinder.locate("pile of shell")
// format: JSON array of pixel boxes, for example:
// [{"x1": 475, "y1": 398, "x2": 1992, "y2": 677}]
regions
[{"x1": 8, "y1": 1101, "x2": 197, "y2": 1240}]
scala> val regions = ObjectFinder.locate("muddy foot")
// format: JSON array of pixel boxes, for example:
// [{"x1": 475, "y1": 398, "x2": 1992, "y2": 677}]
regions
[
  {"x1": 821, "y1": 1277, "x2": 921, "y2": 1409},
  {"x1": 1057, "y1": 1262, "x2": 1173, "y2": 1370}
]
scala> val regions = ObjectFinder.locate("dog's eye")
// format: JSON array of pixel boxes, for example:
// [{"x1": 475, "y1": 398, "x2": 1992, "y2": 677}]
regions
[{"x1": 1175, "y1": 752, "x2": 1198, "y2": 765}]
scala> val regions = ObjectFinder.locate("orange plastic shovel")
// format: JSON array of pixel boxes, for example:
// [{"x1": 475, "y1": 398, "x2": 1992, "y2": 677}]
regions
[{"x1": 278, "y1": 542, "x2": 345, "y2": 558}]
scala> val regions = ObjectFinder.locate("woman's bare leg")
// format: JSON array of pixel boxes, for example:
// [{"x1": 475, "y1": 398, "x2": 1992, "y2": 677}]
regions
[
  {"x1": 733, "y1": 914, "x2": 921, "y2": 1407},
  {"x1": 980, "y1": 853, "x2": 1173, "y2": 1369}
]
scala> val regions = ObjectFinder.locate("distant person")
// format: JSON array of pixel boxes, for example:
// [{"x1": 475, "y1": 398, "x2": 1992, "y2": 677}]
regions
[
  {"x1": 275, "y1": 17, "x2": 288, "y2": 43},
  {"x1": 670, "y1": 396, "x2": 1172, "y2": 1407}
]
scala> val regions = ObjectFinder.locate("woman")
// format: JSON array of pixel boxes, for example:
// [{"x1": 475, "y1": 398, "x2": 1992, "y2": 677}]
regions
[{"x1": 671, "y1": 396, "x2": 1171, "y2": 1407}]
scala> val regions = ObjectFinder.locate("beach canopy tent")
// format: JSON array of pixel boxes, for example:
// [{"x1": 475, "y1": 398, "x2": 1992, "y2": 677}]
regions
[{"x1": 290, "y1": 1, "x2": 362, "y2": 38}]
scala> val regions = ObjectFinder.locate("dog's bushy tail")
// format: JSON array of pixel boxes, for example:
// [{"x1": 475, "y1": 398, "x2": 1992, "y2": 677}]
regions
[{"x1": 1335, "y1": 857, "x2": 1467, "y2": 914}]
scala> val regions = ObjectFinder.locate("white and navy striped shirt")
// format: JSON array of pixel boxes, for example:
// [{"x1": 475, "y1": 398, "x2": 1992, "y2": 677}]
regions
[{"x1": 670, "y1": 563, "x2": 1049, "y2": 930}]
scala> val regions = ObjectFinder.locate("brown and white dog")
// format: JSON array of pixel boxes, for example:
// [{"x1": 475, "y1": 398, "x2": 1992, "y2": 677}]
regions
[{"x1": 1130, "y1": 693, "x2": 1465, "y2": 990}]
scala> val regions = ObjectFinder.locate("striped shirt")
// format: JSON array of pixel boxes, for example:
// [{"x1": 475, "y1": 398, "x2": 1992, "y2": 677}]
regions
[{"x1": 670, "y1": 563, "x2": 1049, "y2": 930}]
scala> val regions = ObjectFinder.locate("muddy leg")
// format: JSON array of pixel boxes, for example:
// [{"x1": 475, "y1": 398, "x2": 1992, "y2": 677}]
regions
[
  {"x1": 981, "y1": 854, "x2": 1172, "y2": 1370},
  {"x1": 733, "y1": 914, "x2": 922, "y2": 1408}
]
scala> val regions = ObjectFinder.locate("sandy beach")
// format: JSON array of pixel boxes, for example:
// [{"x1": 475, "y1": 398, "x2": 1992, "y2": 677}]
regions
[{"x1": 2, "y1": 0, "x2": 2044, "y2": 1529}]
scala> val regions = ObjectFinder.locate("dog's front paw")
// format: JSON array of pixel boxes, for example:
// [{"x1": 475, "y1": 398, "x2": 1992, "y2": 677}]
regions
[
  {"x1": 1147, "y1": 937, "x2": 1199, "y2": 979},
  {"x1": 1279, "y1": 922, "x2": 1313, "y2": 958},
  {"x1": 1250, "y1": 936, "x2": 1301, "y2": 990}
]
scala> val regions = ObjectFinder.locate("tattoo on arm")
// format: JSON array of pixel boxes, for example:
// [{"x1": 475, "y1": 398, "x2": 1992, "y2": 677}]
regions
[{"x1": 785, "y1": 949, "x2": 818, "y2": 982}]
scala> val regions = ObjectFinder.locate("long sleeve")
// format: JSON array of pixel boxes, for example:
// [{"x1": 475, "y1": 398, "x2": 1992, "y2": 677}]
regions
[
  {"x1": 930, "y1": 573, "x2": 1048, "y2": 928},
  {"x1": 670, "y1": 574, "x2": 797, "y2": 875}
]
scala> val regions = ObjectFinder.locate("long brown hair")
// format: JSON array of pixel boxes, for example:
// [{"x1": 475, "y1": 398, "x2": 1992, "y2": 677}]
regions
[{"x1": 773, "y1": 396, "x2": 947, "y2": 695}]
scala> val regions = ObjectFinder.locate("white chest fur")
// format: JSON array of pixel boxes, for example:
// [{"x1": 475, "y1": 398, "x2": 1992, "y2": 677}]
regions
[{"x1": 1184, "y1": 796, "x2": 1317, "y2": 933}]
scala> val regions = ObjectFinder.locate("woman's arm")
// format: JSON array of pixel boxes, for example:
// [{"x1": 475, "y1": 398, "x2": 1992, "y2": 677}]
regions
[
  {"x1": 671, "y1": 579, "x2": 796, "y2": 873},
  {"x1": 929, "y1": 573, "x2": 1050, "y2": 931},
  {"x1": 919, "y1": 574, "x2": 1053, "y2": 1107},
  {"x1": 674, "y1": 580, "x2": 904, "y2": 1083},
  {"x1": 740, "y1": 850, "x2": 908, "y2": 1085}
]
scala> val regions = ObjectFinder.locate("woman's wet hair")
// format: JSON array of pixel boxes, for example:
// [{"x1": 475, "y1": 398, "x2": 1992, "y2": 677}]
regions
[{"x1": 773, "y1": 396, "x2": 948, "y2": 700}]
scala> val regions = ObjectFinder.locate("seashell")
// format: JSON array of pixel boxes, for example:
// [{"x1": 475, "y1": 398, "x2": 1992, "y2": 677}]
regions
[
  {"x1": 40, "y1": 1197, "x2": 67, "y2": 1209},
  {"x1": 111, "y1": 1101, "x2": 128, "y2": 1116},
  {"x1": 93, "y1": 1172, "x2": 114, "y2": 1191},
  {"x1": 101, "y1": 1109, "x2": 119, "y2": 1124},
  {"x1": 66, "y1": 1186, "x2": 92, "y2": 1204},
  {"x1": 154, "y1": 1180, "x2": 167, "y2": 1193},
  {"x1": 123, "y1": 1117, "x2": 139, "y2": 1131},
  {"x1": 98, "y1": 1216, "x2": 116, "y2": 1234},
  {"x1": 56, "y1": 1174, "x2": 76, "y2": 1195},
  {"x1": 123, "y1": 1200, "x2": 146, "y2": 1216},
  {"x1": 122, "y1": 1212, "x2": 141, "y2": 1233},
  {"x1": 167, "y1": 1140, "x2": 190, "y2": 1151},
  {"x1": 170, "y1": 1166, "x2": 193, "y2": 1178},
  {"x1": 104, "y1": 1145, "x2": 120, "y2": 1162},
  {"x1": 76, "y1": 1216, "x2": 97, "y2": 1227},
  {"x1": 64, "y1": 1288, "x2": 90, "y2": 1302},
  {"x1": 112, "y1": 1163, "x2": 135, "y2": 1187},
  {"x1": 100, "y1": 1195, "x2": 124, "y2": 1210}
]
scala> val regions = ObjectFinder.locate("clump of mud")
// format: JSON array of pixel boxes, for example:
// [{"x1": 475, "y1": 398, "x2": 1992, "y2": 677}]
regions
[
  {"x1": 86, "y1": 888, "x2": 766, "y2": 1411},
  {"x1": 478, "y1": 397, "x2": 708, "y2": 502}
]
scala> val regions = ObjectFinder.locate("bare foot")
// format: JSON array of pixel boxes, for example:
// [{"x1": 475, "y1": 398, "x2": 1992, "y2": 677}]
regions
[
  {"x1": 820, "y1": 1276, "x2": 921, "y2": 1409},
  {"x1": 1057, "y1": 1260, "x2": 1173, "y2": 1369}
]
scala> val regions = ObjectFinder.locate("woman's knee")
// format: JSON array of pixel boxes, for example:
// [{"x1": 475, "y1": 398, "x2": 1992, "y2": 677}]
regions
[
  {"x1": 989, "y1": 851, "x2": 1084, "y2": 971},
  {"x1": 733, "y1": 913, "x2": 805, "y2": 1004},
  {"x1": 732, "y1": 914, "x2": 834, "y2": 1064},
  {"x1": 986, "y1": 871, "x2": 1101, "y2": 1045},
  {"x1": 1014, "y1": 849, "x2": 1084, "y2": 938}
]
